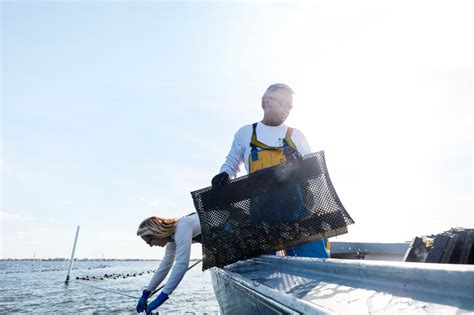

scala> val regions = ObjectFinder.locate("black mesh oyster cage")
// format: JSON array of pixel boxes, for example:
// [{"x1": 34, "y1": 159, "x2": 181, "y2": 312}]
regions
[{"x1": 191, "y1": 151, "x2": 354, "y2": 270}]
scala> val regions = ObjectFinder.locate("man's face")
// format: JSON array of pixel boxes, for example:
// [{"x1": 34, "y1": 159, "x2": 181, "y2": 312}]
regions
[{"x1": 263, "y1": 90, "x2": 293, "y2": 125}]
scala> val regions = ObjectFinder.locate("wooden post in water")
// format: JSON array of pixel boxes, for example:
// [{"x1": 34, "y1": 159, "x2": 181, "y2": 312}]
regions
[{"x1": 65, "y1": 225, "x2": 80, "y2": 284}]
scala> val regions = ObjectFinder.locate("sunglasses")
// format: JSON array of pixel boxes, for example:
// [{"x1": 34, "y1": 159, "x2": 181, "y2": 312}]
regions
[{"x1": 266, "y1": 96, "x2": 293, "y2": 109}]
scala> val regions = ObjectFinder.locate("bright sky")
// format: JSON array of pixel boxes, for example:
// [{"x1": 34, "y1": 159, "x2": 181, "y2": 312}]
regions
[{"x1": 1, "y1": 1, "x2": 472, "y2": 259}]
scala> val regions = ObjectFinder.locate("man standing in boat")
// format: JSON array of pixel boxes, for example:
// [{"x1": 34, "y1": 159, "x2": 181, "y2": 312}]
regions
[{"x1": 211, "y1": 83, "x2": 330, "y2": 258}]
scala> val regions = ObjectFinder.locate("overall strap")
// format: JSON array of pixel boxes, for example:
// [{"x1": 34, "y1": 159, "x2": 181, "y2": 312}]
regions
[
  {"x1": 250, "y1": 122, "x2": 294, "y2": 150},
  {"x1": 283, "y1": 127, "x2": 298, "y2": 151},
  {"x1": 250, "y1": 123, "x2": 275, "y2": 150}
]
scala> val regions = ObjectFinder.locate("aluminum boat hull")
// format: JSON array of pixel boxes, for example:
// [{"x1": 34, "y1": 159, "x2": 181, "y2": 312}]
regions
[{"x1": 211, "y1": 251, "x2": 474, "y2": 314}]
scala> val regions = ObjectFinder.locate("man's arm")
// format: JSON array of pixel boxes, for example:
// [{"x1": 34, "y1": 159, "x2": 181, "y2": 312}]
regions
[{"x1": 218, "y1": 128, "x2": 246, "y2": 179}]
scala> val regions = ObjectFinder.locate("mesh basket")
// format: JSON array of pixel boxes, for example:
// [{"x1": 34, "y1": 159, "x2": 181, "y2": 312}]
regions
[{"x1": 191, "y1": 151, "x2": 354, "y2": 270}]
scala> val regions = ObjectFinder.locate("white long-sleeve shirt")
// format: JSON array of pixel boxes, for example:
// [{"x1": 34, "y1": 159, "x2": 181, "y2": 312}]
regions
[
  {"x1": 146, "y1": 213, "x2": 201, "y2": 295},
  {"x1": 219, "y1": 122, "x2": 312, "y2": 178}
]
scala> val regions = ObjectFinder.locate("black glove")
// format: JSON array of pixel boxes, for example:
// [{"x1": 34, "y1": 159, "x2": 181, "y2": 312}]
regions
[{"x1": 211, "y1": 172, "x2": 230, "y2": 188}]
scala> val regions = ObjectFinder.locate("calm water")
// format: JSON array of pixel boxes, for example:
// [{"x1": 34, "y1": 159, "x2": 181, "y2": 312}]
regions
[{"x1": 0, "y1": 260, "x2": 220, "y2": 314}]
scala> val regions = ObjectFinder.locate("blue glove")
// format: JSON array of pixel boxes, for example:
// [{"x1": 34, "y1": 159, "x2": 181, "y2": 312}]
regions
[
  {"x1": 136, "y1": 289, "x2": 151, "y2": 313},
  {"x1": 146, "y1": 292, "x2": 169, "y2": 315}
]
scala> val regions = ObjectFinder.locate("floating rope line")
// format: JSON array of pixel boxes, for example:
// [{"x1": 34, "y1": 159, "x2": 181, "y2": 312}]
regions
[
  {"x1": 74, "y1": 259, "x2": 203, "y2": 300},
  {"x1": 75, "y1": 260, "x2": 203, "y2": 315},
  {"x1": 75, "y1": 260, "x2": 202, "y2": 281},
  {"x1": 75, "y1": 269, "x2": 155, "y2": 281},
  {"x1": 2, "y1": 265, "x2": 108, "y2": 275},
  {"x1": 75, "y1": 280, "x2": 137, "y2": 299}
]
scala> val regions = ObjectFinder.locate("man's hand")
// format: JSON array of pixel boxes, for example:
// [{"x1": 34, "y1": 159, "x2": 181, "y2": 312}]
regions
[
  {"x1": 146, "y1": 292, "x2": 169, "y2": 315},
  {"x1": 211, "y1": 172, "x2": 230, "y2": 188},
  {"x1": 136, "y1": 289, "x2": 151, "y2": 313}
]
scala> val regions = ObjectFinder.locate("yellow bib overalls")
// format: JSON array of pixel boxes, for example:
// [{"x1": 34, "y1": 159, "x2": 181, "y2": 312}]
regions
[{"x1": 248, "y1": 123, "x2": 330, "y2": 257}]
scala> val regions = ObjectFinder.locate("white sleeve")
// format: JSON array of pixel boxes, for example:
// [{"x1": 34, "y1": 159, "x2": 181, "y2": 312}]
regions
[
  {"x1": 292, "y1": 128, "x2": 312, "y2": 155},
  {"x1": 146, "y1": 242, "x2": 176, "y2": 292},
  {"x1": 161, "y1": 222, "x2": 193, "y2": 295},
  {"x1": 219, "y1": 128, "x2": 245, "y2": 178}
]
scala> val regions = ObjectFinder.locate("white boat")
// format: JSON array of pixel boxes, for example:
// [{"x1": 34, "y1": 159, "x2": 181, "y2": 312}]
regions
[{"x1": 210, "y1": 242, "x2": 474, "y2": 314}]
